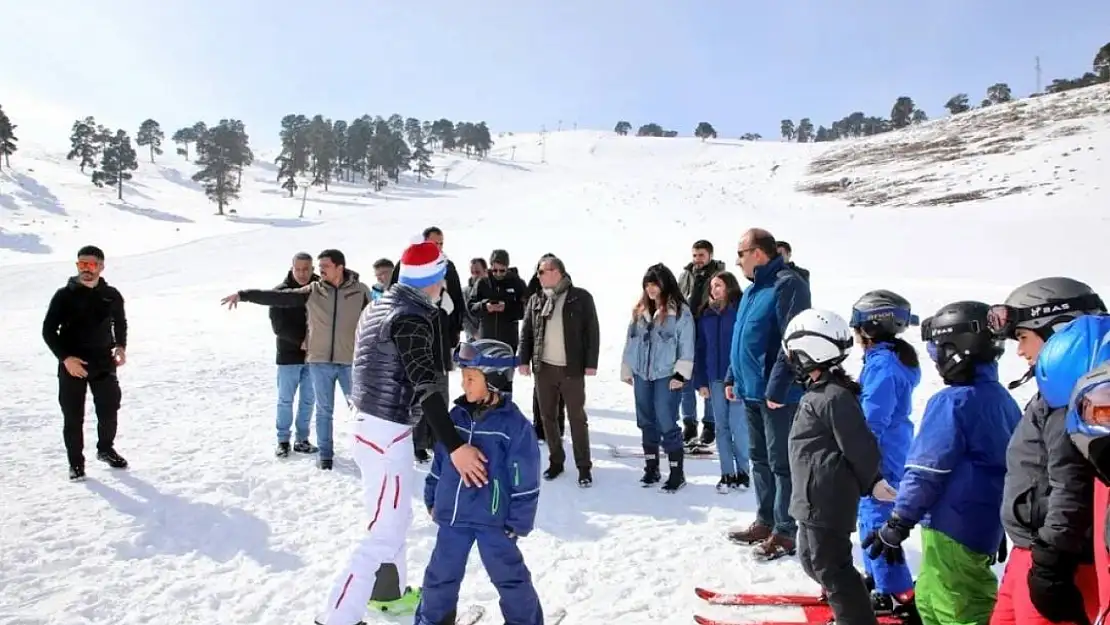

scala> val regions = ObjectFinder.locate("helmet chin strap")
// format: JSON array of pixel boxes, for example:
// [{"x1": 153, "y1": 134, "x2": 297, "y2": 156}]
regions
[{"x1": 1008, "y1": 366, "x2": 1035, "y2": 390}]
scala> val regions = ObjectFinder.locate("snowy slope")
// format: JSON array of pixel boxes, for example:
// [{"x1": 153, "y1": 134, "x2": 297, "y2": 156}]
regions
[{"x1": 3, "y1": 85, "x2": 1110, "y2": 625}]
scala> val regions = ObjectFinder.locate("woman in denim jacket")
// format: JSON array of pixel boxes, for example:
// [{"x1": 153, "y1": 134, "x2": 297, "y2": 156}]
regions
[{"x1": 621, "y1": 263, "x2": 696, "y2": 493}]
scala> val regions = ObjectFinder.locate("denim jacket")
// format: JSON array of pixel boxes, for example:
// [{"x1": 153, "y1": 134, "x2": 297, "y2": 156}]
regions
[{"x1": 621, "y1": 303, "x2": 695, "y2": 382}]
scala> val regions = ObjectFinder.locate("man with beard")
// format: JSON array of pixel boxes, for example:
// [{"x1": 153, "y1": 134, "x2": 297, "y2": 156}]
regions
[
  {"x1": 467, "y1": 249, "x2": 528, "y2": 361},
  {"x1": 42, "y1": 245, "x2": 129, "y2": 481},
  {"x1": 269, "y1": 252, "x2": 319, "y2": 458},
  {"x1": 677, "y1": 239, "x2": 724, "y2": 445}
]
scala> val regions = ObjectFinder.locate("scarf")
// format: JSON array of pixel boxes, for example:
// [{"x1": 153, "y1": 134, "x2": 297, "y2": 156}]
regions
[{"x1": 540, "y1": 277, "x2": 571, "y2": 319}]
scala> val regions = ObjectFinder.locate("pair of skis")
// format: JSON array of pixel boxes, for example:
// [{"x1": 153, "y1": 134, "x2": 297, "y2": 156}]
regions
[
  {"x1": 692, "y1": 588, "x2": 903, "y2": 625},
  {"x1": 605, "y1": 443, "x2": 718, "y2": 459}
]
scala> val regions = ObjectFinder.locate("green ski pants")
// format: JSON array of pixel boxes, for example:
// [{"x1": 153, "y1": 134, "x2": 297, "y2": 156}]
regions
[{"x1": 915, "y1": 527, "x2": 998, "y2": 625}]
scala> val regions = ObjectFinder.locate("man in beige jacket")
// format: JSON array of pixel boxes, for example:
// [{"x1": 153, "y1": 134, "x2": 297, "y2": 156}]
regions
[{"x1": 222, "y1": 249, "x2": 371, "y2": 470}]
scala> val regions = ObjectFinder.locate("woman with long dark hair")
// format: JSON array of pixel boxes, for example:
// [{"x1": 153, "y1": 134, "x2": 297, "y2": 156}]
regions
[
  {"x1": 694, "y1": 271, "x2": 751, "y2": 493},
  {"x1": 620, "y1": 263, "x2": 695, "y2": 493}
]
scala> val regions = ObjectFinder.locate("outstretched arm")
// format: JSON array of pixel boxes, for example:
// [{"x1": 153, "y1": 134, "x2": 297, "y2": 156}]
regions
[{"x1": 240, "y1": 284, "x2": 313, "y2": 307}]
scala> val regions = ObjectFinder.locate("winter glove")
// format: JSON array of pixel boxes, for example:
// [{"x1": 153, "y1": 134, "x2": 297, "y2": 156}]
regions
[
  {"x1": 862, "y1": 516, "x2": 913, "y2": 564},
  {"x1": 1027, "y1": 542, "x2": 1091, "y2": 625}
]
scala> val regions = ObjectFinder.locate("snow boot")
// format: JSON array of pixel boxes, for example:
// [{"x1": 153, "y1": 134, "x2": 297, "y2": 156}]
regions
[
  {"x1": 97, "y1": 448, "x2": 128, "y2": 469},
  {"x1": 640, "y1": 445, "x2": 661, "y2": 486},
  {"x1": 69, "y1": 464, "x2": 86, "y2": 481},
  {"x1": 699, "y1": 421, "x2": 716, "y2": 445},
  {"x1": 716, "y1": 474, "x2": 733, "y2": 494},
  {"x1": 661, "y1": 450, "x2": 686, "y2": 493},
  {"x1": 682, "y1": 420, "x2": 699, "y2": 443},
  {"x1": 293, "y1": 440, "x2": 318, "y2": 454},
  {"x1": 733, "y1": 471, "x2": 751, "y2": 489},
  {"x1": 275, "y1": 442, "x2": 291, "y2": 458}
]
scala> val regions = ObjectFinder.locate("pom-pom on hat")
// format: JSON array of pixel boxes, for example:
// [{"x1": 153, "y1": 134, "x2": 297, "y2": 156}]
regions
[{"x1": 399, "y1": 241, "x2": 448, "y2": 288}]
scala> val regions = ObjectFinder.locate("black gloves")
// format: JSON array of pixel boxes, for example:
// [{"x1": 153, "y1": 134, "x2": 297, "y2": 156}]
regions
[
  {"x1": 1027, "y1": 541, "x2": 1091, "y2": 625},
  {"x1": 863, "y1": 516, "x2": 913, "y2": 564}
]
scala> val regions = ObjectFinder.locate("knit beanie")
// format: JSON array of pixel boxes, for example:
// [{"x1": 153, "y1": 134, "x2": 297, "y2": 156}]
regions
[{"x1": 399, "y1": 241, "x2": 448, "y2": 288}]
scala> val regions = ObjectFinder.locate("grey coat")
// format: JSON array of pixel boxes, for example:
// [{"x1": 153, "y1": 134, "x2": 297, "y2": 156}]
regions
[
  {"x1": 788, "y1": 374, "x2": 882, "y2": 533},
  {"x1": 1000, "y1": 392, "x2": 1094, "y2": 557}
]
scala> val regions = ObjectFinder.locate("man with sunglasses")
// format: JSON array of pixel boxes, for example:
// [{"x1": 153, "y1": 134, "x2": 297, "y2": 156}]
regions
[
  {"x1": 466, "y1": 249, "x2": 528, "y2": 365},
  {"x1": 42, "y1": 245, "x2": 129, "y2": 481},
  {"x1": 988, "y1": 277, "x2": 1105, "y2": 625}
]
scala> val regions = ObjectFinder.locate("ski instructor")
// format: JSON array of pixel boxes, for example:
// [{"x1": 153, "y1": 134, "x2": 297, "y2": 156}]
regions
[{"x1": 318, "y1": 240, "x2": 488, "y2": 625}]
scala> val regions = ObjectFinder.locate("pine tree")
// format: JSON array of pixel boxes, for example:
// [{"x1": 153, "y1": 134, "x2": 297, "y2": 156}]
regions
[
  {"x1": 92, "y1": 130, "x2": 139, "y2": 200},
  {"x1": 404, "y1": 117, "x2": 423, "y2": 146},
  {"x1": 192, "y1": 120, "x2": 249, "y2": 215},
  {"x1": 67, "y1": 117, "x2": 103, "y2": 172},
  {"x1": 171, "y1": 126, "x2": 199, "y2": 159},
  {"x1": 0, "y1": 105, "x2": 17, "y2": 170},
  {"x1": 410, "y1": 138, "x2": 434, "y2": 182},
  {"x1": 136, "y1": 119, "x2": 164, "y2": 163}
]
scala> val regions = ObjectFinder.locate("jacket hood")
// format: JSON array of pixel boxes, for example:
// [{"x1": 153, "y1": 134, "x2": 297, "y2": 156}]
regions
[{"x1": 752, "y1": 255, "x2": 787, "y2": 285}]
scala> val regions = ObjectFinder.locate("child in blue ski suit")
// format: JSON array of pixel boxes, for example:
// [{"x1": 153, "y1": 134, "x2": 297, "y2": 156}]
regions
[
  {"x1": 864, "y1": 301, "x2": 1022, "y2": 625},
  {"x1": 848, "y1": 291, "x2": 921, "y2": 615},
  {"x1": 416, "y1": 339, "x2": 543, "y2": 625}
]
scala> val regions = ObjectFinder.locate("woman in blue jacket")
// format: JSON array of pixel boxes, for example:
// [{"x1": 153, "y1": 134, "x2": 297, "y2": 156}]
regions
[
  {"x1": 863, "y1": 301, "x2": 1022, "y2": 625},
  {"x1": 694, "y1": 271, "x2": 751, "y2": 493},
  {"x1": 621, "y1": 263, "x2": 696, "y2": 493},
  {"x1": 848, "y1": 290, "x2": 921, "y2": 618}
]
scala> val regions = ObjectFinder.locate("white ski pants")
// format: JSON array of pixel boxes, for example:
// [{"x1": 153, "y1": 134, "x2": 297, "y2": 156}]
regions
[{"x1": 321, "y1": 414, "x2": 416, "y2": 625}]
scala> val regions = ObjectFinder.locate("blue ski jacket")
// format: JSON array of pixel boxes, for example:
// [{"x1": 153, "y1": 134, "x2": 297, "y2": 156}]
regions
[
  {"x1": 693, "y1": 302, "x2": 738, "y2": 390},
  {"x1": 724, "y1": 255, "x2": 811, "y2": 405},
  {"x1": 859, "y1": 343, "x2": 921, "y2": 487},
  {"x1": 893, "y1": 362, "x2": 1022, "y2": 555},
  {"x1": 424, "y1": 396, "x2": 541, "y2": 537}
]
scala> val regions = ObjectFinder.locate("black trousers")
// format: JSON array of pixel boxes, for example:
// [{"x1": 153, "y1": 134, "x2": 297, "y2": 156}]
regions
[
  {"x1": 59, "y1": 367, "x2": 122, "y2": 467},
  {"x1": 797, "y1": 522, "x2": 877, "y2": 625}
]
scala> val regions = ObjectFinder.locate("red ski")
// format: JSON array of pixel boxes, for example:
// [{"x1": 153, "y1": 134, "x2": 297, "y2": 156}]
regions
[
  {"x1": 694, "y1": 587, "x2": 825, "y2": 606},
  {"x1": 693, "y1": 601, "x2": 903, "y2": 625}
]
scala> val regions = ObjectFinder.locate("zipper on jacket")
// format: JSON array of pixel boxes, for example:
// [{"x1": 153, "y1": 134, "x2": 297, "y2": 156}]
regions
[
  {"x1": 329, "y1": 282, "x2": 339, "y2": 362},
  {"x1": 491, "y1": 478, "x2": 500, "y2": 514},
  {"x1": 513, "y1": 461, "x2": 520, "y2": 486},
  {"x1": 450, "y1": 418, "x2": 474, "y2": 526}
]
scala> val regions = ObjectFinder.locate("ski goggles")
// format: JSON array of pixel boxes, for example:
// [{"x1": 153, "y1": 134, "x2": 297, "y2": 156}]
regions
[
  {"x1": 452, "y1": 342, "x2": 518, "y2": 370},
  {"x1": 1068, "y1": 364, "x2": 1110, "y2": 436},
  {"x1": 849, "y1": 306, "x2": 919, "y2": 329},
  {"x1": 920, "y1": 316, "x2": 984, "y2": 343},
  {"x1": 986, "y1": 294, "x2": 1106, "y2": 338}
]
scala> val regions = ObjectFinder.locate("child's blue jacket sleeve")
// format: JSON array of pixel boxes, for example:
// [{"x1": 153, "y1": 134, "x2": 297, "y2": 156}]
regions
[
  {"x1": 893, "y1": 392, "x2": 965, "y2": 524},
  {"x1": 505, "y1": 416, "x2": 541, "y2": 536},
  {"x1": 424, "y1": 441, "x2": 446, "y2": 510},
  {"x1": 860, "y1": 362, "x2": 898, "y2": 437}
]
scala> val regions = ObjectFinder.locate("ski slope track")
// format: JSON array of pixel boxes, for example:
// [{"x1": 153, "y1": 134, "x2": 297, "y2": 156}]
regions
[{"x1": 2, "y1": 84, "x2": 1109, "y2": 625}]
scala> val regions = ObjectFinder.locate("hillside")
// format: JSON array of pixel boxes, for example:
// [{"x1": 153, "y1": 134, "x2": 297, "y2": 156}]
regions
[
  {"x1": 3, "y1": 91, "x2": 1110, "y2": 625},
  {"x1": 798, "y1": 83, "x2": 1110, "y2": 207}
]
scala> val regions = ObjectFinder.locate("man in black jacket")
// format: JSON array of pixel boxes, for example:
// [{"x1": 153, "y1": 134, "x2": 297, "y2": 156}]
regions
[
  {"x1": 676, "y1": 239, "x2": 724, "y2": 445},
  {"x1": 42, "y1": 245, "x2": 129, "y2": 481},
  {"x1": 269, "y1": 252, "x2": 319, "y2": 458},
  {"x1": 387, "y1": 226, "x2": 465, "y2": 461},
  {"x1": 467, "y1": 249, "x2": 528, "y2": 351},
  {"x1": 776, "y1": 240, "x2": 810, "y2": 283}
]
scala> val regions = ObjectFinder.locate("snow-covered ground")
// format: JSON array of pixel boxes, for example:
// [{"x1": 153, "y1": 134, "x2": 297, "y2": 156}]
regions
[{"x1": 2, "y1": 84, "x2": 1109, "y2": 625}]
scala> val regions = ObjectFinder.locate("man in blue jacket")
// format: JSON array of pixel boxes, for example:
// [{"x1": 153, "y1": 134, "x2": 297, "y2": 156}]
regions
[{"x1": 724, "y1": 228, "x2": 811, "y2": 560}]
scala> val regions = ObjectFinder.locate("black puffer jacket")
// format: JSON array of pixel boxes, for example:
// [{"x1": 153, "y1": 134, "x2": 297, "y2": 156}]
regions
[
  {"x1": 467, "y1": 267, "x2": 528, "y2": 350},
  {"x1": 349, "y1": 283, "x2": 440, "y2": 425},
  {"x1": 268, "y1": 271, "x2": 319, "y2": 365}
]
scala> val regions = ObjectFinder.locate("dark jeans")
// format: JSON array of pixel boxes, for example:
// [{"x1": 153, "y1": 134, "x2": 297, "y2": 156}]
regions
[
  {"x1": 632, "y1": 376, "x2": 683, "y2": 454},
  {"x1": 535, "y1": 364, "x2": 590, "y2": 470},
  {"x1": 532, "y1": 385, "x2": 564, "y2": 441},
  {"x1": 745, "y1": 400, "x2": 798, "y2": 537},
  {"x1": 59, "y1": 367, "x2": 121, "y2": 467}
]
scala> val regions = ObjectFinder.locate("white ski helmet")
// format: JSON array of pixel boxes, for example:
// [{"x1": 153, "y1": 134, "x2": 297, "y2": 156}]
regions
[{"x1": 783, "y1": 308, "x2": 854, "y2": 374}]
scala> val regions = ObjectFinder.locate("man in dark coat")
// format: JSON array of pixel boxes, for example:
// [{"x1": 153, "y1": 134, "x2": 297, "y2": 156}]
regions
[
  {"x1": 526, "y1": 254, "x2": 565, "y2": 442},
  {"x1": 676, "y1": 239, "x2": 725, "y2": 444},
  {"x1": 776, "y1": 240, "x2": 810, "y2": 283},
  {"x1": 268, "y1": 251, "x2": 319, "y2": 458},
  {"x1": 467, "y1": 249, "x2": 528, "y2": 353}
]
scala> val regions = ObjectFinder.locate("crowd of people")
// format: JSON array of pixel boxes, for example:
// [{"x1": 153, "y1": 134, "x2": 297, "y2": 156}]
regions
[{"x1": 38, "y1": 226, "x2": 1110, "y2": 625}]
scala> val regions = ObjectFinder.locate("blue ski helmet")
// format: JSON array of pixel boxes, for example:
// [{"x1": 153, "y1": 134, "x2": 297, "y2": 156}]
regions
[
  {"x1": 1034, "y1": 315, "x2": 1110, "y2": 409},
  {"x1": 452, "y1": 338, "x2": 518, "y2": 393}
]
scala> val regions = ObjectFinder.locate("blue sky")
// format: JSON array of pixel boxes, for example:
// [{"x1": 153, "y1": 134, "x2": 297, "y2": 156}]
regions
[{"x1": 2, "y1": 0, "x2": 1107, "y2": 151}]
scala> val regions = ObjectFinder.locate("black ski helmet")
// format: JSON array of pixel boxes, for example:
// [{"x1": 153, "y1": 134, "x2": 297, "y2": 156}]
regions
[
  {"x1": 988, "y1": 277, "x2": 1106, "y2": 340},
  {"x1": 452, "y1": 338, "x2": 518, "y2": 393},
  {"x1": 850, "y1": 289, "x2": 919, "y2": 339},
  {"x1": 921, "y1": 300, "x2": 1004, "y2": 383}
]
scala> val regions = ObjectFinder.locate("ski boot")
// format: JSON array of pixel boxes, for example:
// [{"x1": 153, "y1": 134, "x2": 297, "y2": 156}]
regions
[{"x1": 366, "y1": 563, "x2": 422, "y2": 615}]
